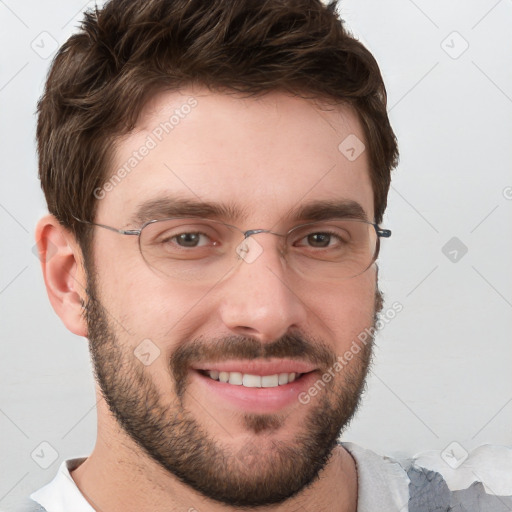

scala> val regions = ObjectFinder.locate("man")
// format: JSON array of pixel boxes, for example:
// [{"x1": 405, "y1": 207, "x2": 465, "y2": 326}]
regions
[{"x1": 15, "y1": 0, "x2": 512, "y2": 511}]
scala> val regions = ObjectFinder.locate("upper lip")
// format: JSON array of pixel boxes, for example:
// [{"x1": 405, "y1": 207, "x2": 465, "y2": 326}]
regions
[{"x1": 191, "y1": 359, "x2": 317, "y2": 376}]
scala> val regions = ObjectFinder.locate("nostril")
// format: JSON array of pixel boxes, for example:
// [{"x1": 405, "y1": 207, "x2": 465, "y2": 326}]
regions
[{"x1": 238, "y1": 326, "x2": 258, "y2": 334}]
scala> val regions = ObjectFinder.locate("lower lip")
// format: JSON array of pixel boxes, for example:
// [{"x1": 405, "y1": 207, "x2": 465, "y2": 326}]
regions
[{"x1": 190, "y1": 370, "x2": 318, "y2": 413}]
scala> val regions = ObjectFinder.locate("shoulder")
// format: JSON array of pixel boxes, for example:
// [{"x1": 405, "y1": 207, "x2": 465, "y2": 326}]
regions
[
  {"x1": 342, "y1": 442, "x2": 512, "y2": 511},
  {"x1": 404, "y1": 444, "x2": 512, "y2": 511}
]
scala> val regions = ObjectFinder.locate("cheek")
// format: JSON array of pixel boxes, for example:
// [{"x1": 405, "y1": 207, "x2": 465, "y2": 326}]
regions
[
  {"x1": 312, "y1": 268, "x2": 377, "y2": 351},
  {"x1": 93, "y1": 237, "x2": 203, "y2": 330}
]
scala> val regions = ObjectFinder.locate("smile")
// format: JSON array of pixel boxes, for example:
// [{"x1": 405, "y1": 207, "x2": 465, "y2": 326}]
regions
[{"x1": 190, "y1": 359, "x2": 318, "y2": 413}]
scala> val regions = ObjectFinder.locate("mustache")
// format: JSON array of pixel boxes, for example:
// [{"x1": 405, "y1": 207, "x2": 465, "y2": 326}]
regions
[{"x1": 170, "y1": 332, "x2": 337, "y2": 396}]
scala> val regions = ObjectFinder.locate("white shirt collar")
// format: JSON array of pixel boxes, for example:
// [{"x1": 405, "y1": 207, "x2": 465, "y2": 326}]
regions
[{"x1": 30, "y1": 457, "x2": 94, "y2": 512}]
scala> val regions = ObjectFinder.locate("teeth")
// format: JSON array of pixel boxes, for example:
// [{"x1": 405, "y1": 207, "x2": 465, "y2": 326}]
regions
[
  {"x1": 228, "y1": 372, "x2": 243, "y2": 385},
  {"x1": 205, "y1": 370, "x2": 301, "y2": 388},
  {"x1": 242, "y1": 374, "x2": 261, "y2": 388},
  {"x1": 261, "y1": 374, "x2": 279, "y2": 387}
]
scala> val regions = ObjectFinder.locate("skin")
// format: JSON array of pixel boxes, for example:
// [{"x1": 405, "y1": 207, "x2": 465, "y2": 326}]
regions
[{"x1": 36, "y1": 86, "x2": 381, "y2": 512}]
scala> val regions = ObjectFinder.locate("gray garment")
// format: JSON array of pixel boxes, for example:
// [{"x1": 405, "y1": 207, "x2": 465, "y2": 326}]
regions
[
  {"x1": 342, "y1": 442, "x2": 410, "y2": 510},
  {"x1": 406, "y1": 465, "x2": 512, "y2": 512}
]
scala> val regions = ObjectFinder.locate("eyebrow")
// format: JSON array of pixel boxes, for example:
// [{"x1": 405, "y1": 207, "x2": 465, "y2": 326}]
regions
[{"x1": 129, "y1": 196, "x2": 369, "y2": 227}]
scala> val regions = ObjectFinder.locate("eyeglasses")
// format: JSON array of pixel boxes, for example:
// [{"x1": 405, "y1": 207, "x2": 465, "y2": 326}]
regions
[{"x1": 74, "y1": 216, "x2": 391, "y2": 283}]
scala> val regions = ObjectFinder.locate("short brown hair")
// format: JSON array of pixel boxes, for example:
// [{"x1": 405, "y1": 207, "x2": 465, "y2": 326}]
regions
[{"x1": 37, "y1": 0, "x2": 398, "y2": 253}]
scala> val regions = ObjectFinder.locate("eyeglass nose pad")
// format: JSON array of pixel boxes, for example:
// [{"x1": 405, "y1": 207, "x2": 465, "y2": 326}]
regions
[
  {"x1": 236, "y1": 229, "x2": 282, "y2": 265},
  {"x1": 235, "y1": 237, "x2": 264, "y2": 264}
]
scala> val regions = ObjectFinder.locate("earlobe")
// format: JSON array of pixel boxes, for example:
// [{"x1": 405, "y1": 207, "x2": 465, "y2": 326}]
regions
[{"x1": 35, "y1": 214, "x2": 88, "y2": 337}]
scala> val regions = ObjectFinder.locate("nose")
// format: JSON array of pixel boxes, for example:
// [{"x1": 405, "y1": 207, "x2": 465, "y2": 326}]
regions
[{"x1": 217, "y1": 234, "x2": 308, "y2": 343}]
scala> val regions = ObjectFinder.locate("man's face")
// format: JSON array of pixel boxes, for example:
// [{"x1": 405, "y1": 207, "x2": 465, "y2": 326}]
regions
[{"x1": 85, "y1": 88, "x2": 380, "y2": 507}]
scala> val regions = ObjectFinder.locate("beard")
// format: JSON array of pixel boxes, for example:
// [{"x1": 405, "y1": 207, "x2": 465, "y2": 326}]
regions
[{"x1": 83, "y1": 268, "x2": 381, "y2": 508}]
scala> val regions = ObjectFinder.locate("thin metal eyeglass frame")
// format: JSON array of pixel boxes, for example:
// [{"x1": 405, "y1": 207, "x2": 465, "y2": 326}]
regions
[{"x1": 73, "y1": 215, "x2": 391, "y2": 279}]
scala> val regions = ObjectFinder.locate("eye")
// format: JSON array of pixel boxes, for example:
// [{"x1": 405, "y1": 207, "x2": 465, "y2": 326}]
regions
[
  {"x1": 168, "y1": 231, "x2": 212, "y2": 248},
  {"x1": 151, "y1": 223, "x2": 221, "y2": 251},
  {"x1": 141, "y1": 220, "x2": 227, "y2": 262},
  {"x1": 293, "y1": 228, "x2": 350, "y2": 249},
  {"x1": 303, "y1": 232, "x2": 337, "y2": 248}
]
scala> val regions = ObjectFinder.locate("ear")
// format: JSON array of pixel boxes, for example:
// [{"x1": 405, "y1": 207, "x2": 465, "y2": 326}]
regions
[{"x1": 35, "y1": 214, "x2": 88, "y2": 337}]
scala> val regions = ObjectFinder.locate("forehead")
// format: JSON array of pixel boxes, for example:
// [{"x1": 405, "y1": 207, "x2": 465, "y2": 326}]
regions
[{"x1": 96, "y1": 86, "x2": 374, "y2": 227}]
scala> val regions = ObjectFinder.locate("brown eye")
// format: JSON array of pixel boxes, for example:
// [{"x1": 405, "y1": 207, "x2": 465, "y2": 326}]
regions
[
  {"x1": 172, "y1": 232, "x2": 208, "y2": 247},
  {"x1": 306, "y1": 233, "x2": 333, "y2": 247}
]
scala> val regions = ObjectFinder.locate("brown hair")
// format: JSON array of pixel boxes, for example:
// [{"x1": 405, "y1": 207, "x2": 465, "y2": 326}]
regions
[{"x1": 37, "y1": 0, "x2": 398, "y2": 254}]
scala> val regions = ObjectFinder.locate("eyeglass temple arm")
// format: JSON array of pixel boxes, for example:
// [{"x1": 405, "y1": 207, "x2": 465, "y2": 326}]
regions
[
  {"x1": 375, "y1": 227, "x2": 392, "y2": 238},
  {"x1": 71, "y1": 216, "x2": 140, "y2": 236}
]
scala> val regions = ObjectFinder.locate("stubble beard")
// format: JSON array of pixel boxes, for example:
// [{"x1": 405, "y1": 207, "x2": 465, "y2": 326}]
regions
[{"x1": 84, "y1": 269, "x2": 380, "y2": 507}]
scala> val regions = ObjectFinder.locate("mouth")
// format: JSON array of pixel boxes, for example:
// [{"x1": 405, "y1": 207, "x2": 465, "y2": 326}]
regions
[{"x1": 189, "y1": 359, "x2": 318, "y2": 413}]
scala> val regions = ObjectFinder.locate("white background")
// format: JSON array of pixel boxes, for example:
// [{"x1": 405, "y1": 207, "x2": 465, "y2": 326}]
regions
[{"x1": 1, "y1": 0, "x2": 511, "y2": 508}]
